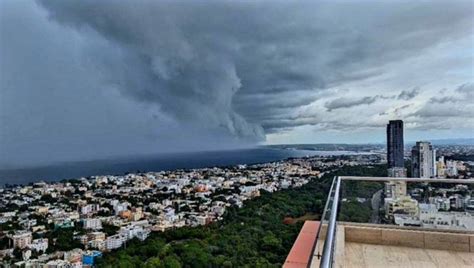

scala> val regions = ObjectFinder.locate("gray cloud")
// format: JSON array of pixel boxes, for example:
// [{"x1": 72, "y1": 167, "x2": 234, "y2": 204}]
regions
[
  {"x1": 1, "y1": 0, "x2": 473, "y2": 166},
  {"x1": 407, "y1": 83, "x2": 474, "y2": 130},
  {"x1": 429, "y1": 96, "x2": 459, "y2": 104},
  {"x1": 429, "y1": 84, "x2": 473, "y2": 104},
  {"x1": 394, "y1": 104, "x2": 413, "y2": 115},
  {"x1": 324, "y1": 95, "x2": 393, "y2": 111},
  {"x1": 398, "y1": 87, "x2": 420, "y2": 100},
  {"x1": 412, "y1": 105, "x2": 474, "y2": 118},
  {"x1": 325, "y1": 96, "x2": 379, "y2": 111},
  {"x1": 456, "y1": 83, "x2": 474, "y2": 98}
]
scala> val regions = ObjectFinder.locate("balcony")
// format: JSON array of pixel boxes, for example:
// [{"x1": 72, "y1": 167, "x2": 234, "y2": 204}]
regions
[{"x1": 284, "y1": 176, "x2": 474, "y2": 268}]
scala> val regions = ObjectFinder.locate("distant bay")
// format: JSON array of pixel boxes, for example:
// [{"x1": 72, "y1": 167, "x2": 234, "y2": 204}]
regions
[{"x1": 0, "y1": 148, "x2": 367, "y2": 186}]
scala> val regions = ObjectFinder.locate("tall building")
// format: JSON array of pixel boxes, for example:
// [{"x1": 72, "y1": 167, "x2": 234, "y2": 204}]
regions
[
  {"x1": 411, "y1": 141, "x2": 436, "y2": 178},
  {"x1": 387, "y1": 120, "x2": 406, "y2": 192},
  {"x1": 387, "y1": 120, "x2": 404, "y2": 169}
]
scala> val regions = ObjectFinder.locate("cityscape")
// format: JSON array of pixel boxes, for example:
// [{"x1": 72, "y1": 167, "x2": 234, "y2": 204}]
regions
[
  {"x1": 1, "y1": 0, "x2": 473, "y2": 267},
  {"x1": 0, "y1": 119, "x2": 472, "y2": 266},
  {"x1": 384, "y1": 121, "x2": 473, "y2": 230}
]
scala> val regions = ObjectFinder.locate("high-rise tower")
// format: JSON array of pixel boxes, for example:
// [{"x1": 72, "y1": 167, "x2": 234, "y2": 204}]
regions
[
  {"x1": 411, "y1": 141, "x2": 436, "y2": 178},
  {"x1": 387, "y1": 120, "x2": 404, "y2": 169}
]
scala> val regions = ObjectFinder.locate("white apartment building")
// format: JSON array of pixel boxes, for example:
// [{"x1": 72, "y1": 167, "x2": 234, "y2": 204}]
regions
[
  {"x1": 118, "y1": 225, "x2": 150, "y2": 241},
  {"x1": 29, "y1": 238, "x2": 48, "y2": 253},
  {"x1": 12, "y1": 231, "x2": 32, "y2": 249},
  {"x1": 395, "y1": 203, "x2": 474, "y2": 231},
  {"x1": 88, "y1": 239, "x2": 106, "y2": 251},
  {"x1": 114, "y1": 202, "x2": 129, "y2": 215},
  {"x1": 106, "y1": 234, "x2": 126, "y2": 250},
  {"x1": 429, "y1": 197, "x2": 451, "y2": 211},
  {"x1": 80, "y1": 204, "x2": 100, "y2": 215},
  {"x1": 419, "y1": 204, "x2": 474, "y2": 230},
  {"x1": 82, "y1": 218, "x2": 102, "y2": 230},
  {"x1": 411, "y1": 141, "x2": 436, "y2": 178},
  {"x1": 446, "y1": 160, "x2": 459, "y2": 177},
  {"x1": 195, "y1": 215, "x2": 209, "y2": 226}
]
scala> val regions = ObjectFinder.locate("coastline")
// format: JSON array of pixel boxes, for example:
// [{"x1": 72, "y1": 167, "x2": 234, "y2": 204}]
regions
[{"x1": 0, "y1": 148, "x2": 375, "y2": 187}]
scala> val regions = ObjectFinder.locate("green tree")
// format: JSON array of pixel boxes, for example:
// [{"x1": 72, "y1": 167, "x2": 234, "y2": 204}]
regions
[
  {"x1": 162, "y1": 255, "x2": 182, "y2": 268},
  {"x1": 97, "y1": 164, "x2": 386, "y2": 267},
  {"x1": 144, "y1": 257, "x2": 162, "y2": 268}
]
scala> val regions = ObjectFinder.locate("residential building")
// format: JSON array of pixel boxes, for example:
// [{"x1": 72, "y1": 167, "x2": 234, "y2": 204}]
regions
[
  {"x1": 12, "y1": 231, "x2": 32, "y2": 249},
  {"x1": 446, "y1": 160, "x2": 459, "y2": 177},
  {"x1": 419, "y1": 204, "x2": 474, "y2": 230},
  {"x1": 385, "y1": 195, "x2": 419, "y2": 220},
  {"x1": 82, "y1": 251, "x2": 102, "y2": 266},
  {"x1": 79, "y1": 204, "x2": 100, "y2": 215},
  {"x1": 384, "y1": 181, "x2": 407, "y2": 199},
  {"x1": 436, "y1": 156, "x2": 447, "y2": 178},
  {"x1": 82, "y1": 218, "x2": 102, "y2": 230},
  {"x1": 87, "y1": 232, "x2": 106, "y2": 241},
  {"x1": 411, "y1": 141, "x2": 436, "y2": 178},
  {"x1": 29, "y1": 238, "x2": 48, "y2": 253},
  {"x1": 106, "y1": 235, "x2": 126, "y2": 250}
]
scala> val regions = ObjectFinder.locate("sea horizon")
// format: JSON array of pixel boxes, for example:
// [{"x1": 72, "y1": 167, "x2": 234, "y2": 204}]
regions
[{"x1": 0, "y1": 147, "x2": 371, "y2": 187}]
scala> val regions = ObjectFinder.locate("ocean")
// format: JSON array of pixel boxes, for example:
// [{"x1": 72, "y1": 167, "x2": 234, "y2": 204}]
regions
[{"x1": 0, "y1": 148, "x2": 361, "y2": 186}]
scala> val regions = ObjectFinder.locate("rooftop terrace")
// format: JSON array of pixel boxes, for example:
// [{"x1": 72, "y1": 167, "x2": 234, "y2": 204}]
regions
[{"x1": 284, "y1": 176, "x2": 474, "y2": 268}]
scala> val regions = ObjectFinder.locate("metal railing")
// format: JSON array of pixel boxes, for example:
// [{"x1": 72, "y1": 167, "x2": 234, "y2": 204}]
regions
[
  {"x1": 315, "y1": 176, "x2": 474, "y2": 268},
  {"x1": 319, "y1": 176, "x2": 340, "y2": 268},
  {"x1": 308, "y1": 176, "x2": 337, "y2": 267}
]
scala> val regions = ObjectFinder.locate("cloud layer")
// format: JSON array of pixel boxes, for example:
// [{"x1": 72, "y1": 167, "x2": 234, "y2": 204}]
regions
[{"x1": 0, "y1": 0, "x2": 473, "y2": 166}]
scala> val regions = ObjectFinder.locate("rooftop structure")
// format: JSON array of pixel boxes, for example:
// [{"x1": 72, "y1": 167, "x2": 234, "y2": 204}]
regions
[{"x1": 284, "y1": 176, "x2": 474, "y2": 268}]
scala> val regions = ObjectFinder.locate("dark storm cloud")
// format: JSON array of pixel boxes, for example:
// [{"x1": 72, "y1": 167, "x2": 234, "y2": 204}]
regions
[
  {"x1": 324, "y1": 95, "x2": 393, "y2": 111},
  {"x1": 36, "y1": 0, "x2": 473, "y2": 130},
  {"x1": 325, "y1": 96, "x2": 379, "y2": 111},
  {"x1": 1, "y1": 0, "x2": 473, "y2": 166},
  {"x1": 398, "y1": 87, "x2": 420, "y2": 100}
]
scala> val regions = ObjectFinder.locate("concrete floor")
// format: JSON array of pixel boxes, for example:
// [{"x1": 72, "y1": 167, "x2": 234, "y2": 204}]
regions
[{"x1": 344, "y1": 242, "x2": 474, "y2": 268}]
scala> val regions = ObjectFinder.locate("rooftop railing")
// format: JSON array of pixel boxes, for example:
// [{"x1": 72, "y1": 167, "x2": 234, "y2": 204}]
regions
[{"x1": 313, "y1": 176, "x2": 474, "y2": 268}]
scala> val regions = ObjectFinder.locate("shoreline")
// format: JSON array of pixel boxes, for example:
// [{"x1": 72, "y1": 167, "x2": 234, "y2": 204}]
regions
[{"x1": 0, "y1": 148, "x2": 378, "y2": 187}]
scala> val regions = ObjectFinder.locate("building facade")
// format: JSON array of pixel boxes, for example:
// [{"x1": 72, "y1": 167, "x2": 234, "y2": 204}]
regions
[
  {"x1": 29, "y1": 238, "x2": 48, "y2": 253},
  {"x1": 411, "y1": 141, "x2": 436, "y2": 178},
  {"x1": 12, "y1": 231, "x2": 32, "y2": 249},
  {"x1": 386, "y1": 120, "x2": 404, "y2": 169},
  {"x1": 385, "y1": 196, "x2": 419, "y2": 220},
  {"x1": 82, "y1": 218, "x2": 102, "y2": 230}
]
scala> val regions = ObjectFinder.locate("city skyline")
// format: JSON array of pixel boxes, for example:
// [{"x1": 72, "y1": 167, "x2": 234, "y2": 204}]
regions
[{"x1": 1, "y1": 0, "x2": 473, "y2": 167}]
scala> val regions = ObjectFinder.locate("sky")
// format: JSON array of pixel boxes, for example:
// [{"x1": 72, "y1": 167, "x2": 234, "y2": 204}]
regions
[{"x1": 0, "y1": 0, "x2": 473, "y2": 167}]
